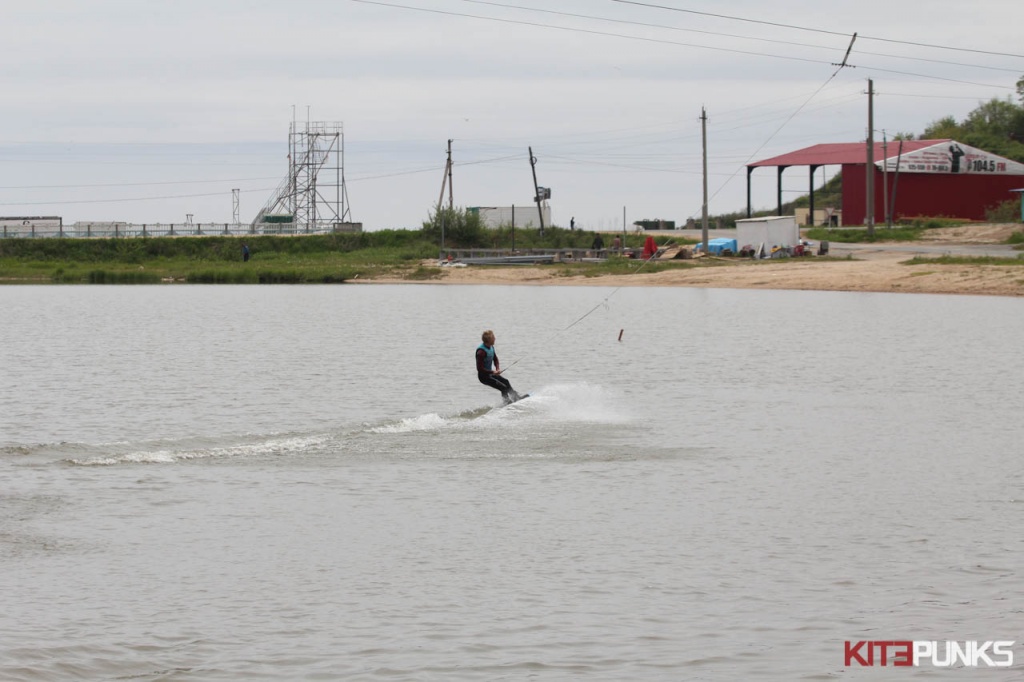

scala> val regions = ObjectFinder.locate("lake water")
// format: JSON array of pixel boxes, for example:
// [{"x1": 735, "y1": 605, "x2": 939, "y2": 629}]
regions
[{"x1": 1, "y1": 284, "x2": 1022, "y2": 680}]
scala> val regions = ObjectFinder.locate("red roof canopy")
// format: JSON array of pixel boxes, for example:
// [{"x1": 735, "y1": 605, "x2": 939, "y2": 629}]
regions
[{"x1": 748, "y1": 139, "x2": 948, "y2": 168}]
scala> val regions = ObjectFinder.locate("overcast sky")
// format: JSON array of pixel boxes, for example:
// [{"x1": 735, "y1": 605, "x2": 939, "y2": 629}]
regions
[{"x1": 1, "y1": 0, "x2": 1022, "y2": 230}]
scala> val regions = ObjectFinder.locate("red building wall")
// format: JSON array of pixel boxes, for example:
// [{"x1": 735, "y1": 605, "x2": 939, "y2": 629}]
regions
[{"x1": 842, "y1": 164, "x2": 1024, "y2": 224}]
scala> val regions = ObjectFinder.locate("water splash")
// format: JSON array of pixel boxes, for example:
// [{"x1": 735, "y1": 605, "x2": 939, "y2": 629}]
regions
[
  {"x1": 367, "y1": 413, "x2": 453, "y2": 434},
  {"x1": 520, "y1": 383, "x2": 635, "y2": 425},
  {"x1": 363, "y1": 382, "x2": 634, "y2": 436},
  {"x1": 65, "y1": 433, "x2": 332, "y2": 467}
]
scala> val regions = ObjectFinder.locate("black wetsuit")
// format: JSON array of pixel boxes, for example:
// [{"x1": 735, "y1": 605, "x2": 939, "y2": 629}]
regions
[{"x1": 476, "y1": 343, "x2": 516, "y2": 402}]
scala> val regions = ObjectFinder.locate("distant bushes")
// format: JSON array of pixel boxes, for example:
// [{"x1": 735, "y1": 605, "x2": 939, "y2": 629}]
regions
[
  {"x1": 897, "y1": 216, "x2": 966, "y2": 229},
  {"x1": 421, "y1": 207, "x2": 484, "y2": 247},
  {"x1": 0, "y1": 232, "x2": 435, "y2": 262},
  {"x1": 985, "y1": 198, "x2": 1022, "y2": 224},
  {"x1": 84, "y1": 269, "x2": 162, "y2": 284}
]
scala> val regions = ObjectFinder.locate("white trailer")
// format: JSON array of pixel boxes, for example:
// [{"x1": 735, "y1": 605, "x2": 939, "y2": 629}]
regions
[{"x1": 735, "y1": 216, "x2": 799, "y2": 252}]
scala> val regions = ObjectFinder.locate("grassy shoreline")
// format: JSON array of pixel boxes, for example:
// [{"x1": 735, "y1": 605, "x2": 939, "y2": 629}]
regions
[
  {"x1": 0, "y1": 233, "x2": 441, "y2": 284},
  {"x1": 0, "y1": 231, "x2": 679, "y2": 284},
  {"x1": 4, "y1": 229, "x2": 1022, "y2": 286}
]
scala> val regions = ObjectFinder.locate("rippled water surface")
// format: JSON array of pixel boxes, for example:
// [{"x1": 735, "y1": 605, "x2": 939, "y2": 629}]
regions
[{"x1": 2, "y1": 284, "x2": 1022, "y2": 680}]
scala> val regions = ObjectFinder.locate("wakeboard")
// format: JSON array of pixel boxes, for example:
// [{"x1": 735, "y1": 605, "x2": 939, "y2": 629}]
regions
[{"x1": 502, "y1": 393, "x2": 530, "y2": 407}]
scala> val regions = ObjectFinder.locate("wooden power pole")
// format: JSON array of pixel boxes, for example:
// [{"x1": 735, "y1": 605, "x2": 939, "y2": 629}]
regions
[
  {"x1": 529, "y1": 146, "x2": 545, "y2": 236},
  {"x1": 446, "y1": 139, "x2": 454, "y2": 210},
  {"x1": 701, "y1": 107, "x2": 709, "y2": 255},
  {"x1": 866, "y1": 79, "x2": 875, "y2": 237}
]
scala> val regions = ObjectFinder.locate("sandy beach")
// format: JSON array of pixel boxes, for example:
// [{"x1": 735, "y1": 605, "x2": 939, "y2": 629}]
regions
[{"x1": 374, "y1": 224, "x2": 1024, "y2": 297}]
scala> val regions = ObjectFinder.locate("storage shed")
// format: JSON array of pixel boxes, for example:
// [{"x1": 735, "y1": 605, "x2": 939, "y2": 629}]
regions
[
  {"x1": 747, "y1": 140, "x2": 1024, "y2": 225},
  {"x1": 736, "y1": 216, "x2": 799, "y2": 251}
]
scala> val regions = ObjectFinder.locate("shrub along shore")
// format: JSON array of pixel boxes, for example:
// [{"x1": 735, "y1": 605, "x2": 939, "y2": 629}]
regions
[
  {"x1": 0, "y1": 229, "x2": 659, "y2": 284},
  {"x1": 0, "y1": 233, "x2": 432, "y2": 284}
]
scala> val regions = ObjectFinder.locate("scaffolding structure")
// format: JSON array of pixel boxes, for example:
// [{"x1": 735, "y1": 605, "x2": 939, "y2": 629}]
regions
[{"x1": 252, "y1": 120, "x2": 351, "y2": 231}]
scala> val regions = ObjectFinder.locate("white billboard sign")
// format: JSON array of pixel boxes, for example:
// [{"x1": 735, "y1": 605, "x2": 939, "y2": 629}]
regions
[{"x1": 880, "y1": 141, "x2": 1024, "y2": 175}]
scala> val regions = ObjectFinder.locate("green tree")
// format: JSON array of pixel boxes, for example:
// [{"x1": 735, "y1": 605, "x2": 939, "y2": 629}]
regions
[
  {"x1": 922, "y1": 115, "x2": 960, "y2": 140},
  {"x1": 961, "y1": 98, "x2": 1024, "y2": 159},
  {"x1": 964, "y1": 98, "x2": 1021, "y2": 134},
  {"x1": 921, "y1": 96, "x2": 1024, "y2": 162},
  {"x1": 421, "y1": 206, "x2": 485, "y2": 247}
]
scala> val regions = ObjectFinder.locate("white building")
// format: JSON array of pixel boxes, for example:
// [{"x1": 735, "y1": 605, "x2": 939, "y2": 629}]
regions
[
  {"x1": 735, "y1": 215, "x2": 800, "y2": 251},
  {"x1": 0, "y1": 216, "x2": 63, "y2": 237},
  {"x1": 469, "y1": 205, "x2": 552, "y2": 229}
]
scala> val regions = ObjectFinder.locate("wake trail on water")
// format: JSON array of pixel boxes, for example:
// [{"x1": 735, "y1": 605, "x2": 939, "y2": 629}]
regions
[
  {"x1": 59, "y1": 432, "x2": 335, "y2": 467},
  {"x1": 15, "y1": 383, "x2": 631, "y2": 466},
  {"x1": 366, "y1": 383, "x2": 633, "y2": 435}
]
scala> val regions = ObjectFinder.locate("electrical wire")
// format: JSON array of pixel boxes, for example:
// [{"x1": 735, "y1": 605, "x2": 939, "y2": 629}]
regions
[
  {"x1": 352, "y1": 0, "x2": 1014, "y2": 89},
  {"x1": 684, "y1": 59, "x2": 854, "y2": 220},
  {"x1": 464, "y1": 0, "x2": 1023, "y2": 72},
  {"x1": 0, "y1": 187, "x2": 277, "y2": 207},
  {"x1": 610, "y1": 0, "x2": 1024, "y2": 59},
  {"x1": 351, "y1": 0, "x2": 846, "y2": 67},
  {"x1": 0, "y1": 177, "x2": 281, "y2": 190}
]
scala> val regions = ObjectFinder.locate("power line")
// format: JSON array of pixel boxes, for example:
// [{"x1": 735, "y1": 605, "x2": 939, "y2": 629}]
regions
[
  {"x1": 0, "y1": 157, "x2": 279, "y2": 167},
  {"x1": 881, "y1": 92, "x2": 1010, "y2": 101},
  {"x1": 611, "y1": 0, "x2": 848, "y2": 37},
  {"x1": 348, "y1": 154, "x2": 521, "y2": 183},
  {"x1": 462, "y1": 0, "x2": 1021, "y2": 73},
  {"x1": 0, "y1": 187, "x2": 277, "y2": 207},
  {"x1": 611, "y1": 0, "x2": 1024, "y2": 59},
  {"x1": 689, "y1": 59, "x2": 852, "y2": 219},
  {"x1": 461, "y1": 0, "x2": 845, "y2": 50},
  {"x1": 844, "y1": 62, "x2": 1011, "y2": 89},
  {"x1": 351, "y1": 0, "x2": 840, "y2": 66},
  {"x1": 353, "y1": 0, "x2": 1014, "y2": 89},
  {"x1": 0, "y1": 176, "x2": 281, "y2": 190}
]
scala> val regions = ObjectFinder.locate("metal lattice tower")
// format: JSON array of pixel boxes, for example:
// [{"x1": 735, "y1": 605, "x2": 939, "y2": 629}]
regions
[{"x1": 252, "y1": 120, "x2": 351, "y2": 230}]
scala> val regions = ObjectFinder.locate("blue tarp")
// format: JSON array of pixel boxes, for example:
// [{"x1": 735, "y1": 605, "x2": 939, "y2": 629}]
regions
[{"x1": 692, "y1": 238, "x2": 737, "y2": 255}]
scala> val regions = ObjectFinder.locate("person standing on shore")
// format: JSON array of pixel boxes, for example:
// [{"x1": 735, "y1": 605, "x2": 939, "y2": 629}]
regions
[
  {"x1": 476, "y1": 330, "x2": 519, "y2": 404},
  {"x1": 242, "y1": 243, "x2": 250, "y2": 262}
]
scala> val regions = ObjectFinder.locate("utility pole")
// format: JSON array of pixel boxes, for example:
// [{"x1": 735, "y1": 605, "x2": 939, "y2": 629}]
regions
[
  {"x1": 701, "y1": 107, "x2": 709, "y2": 255},
  {"x1": 437, "y1": 158, "x2": 449, "y2": 212},
  {"x1": 232, "y1": 189, "x2": 240, "y2": 224},
  {"x1": 436, "y1": 145, "x2": 450, "y2": 250},
  {"x1": 434, "y1": 142, "x2": 454, "y2": 248},
  {"x1": 529, "y1": 146, "x2": 545, "y2": 236},
  {"x1": 890, "y1": 139, "x2": 904, "y2": 227},
  {"x1": 866, "y1": 78, "x2": 875, "y2": 237},
  {"x1": 882, "y1": 132, "x2": 890, "y2": 229},
  {"x1": 446, "y1": 139, "x2": 454, "y2": 210}
]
